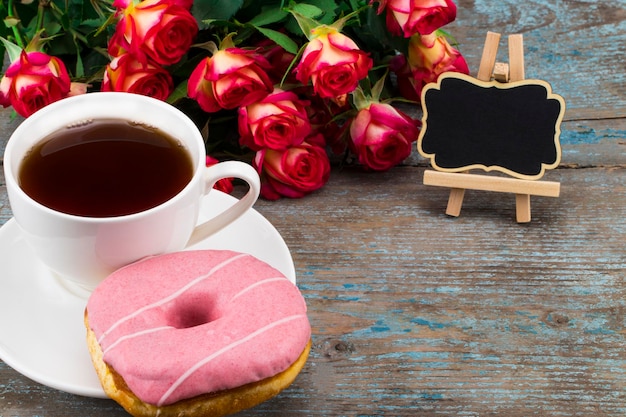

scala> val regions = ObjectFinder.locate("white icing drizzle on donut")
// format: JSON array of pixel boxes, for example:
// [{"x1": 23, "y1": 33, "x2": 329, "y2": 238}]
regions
[
  {"x1": 103, "y1": 326, "x2": 172, "y2": 356},
  {"x1": 157, "y1": 314, "x2": 307, "y2": 406},
  {"x1": 98, "y1": 252, "x2": 248, "y2": 344},
  {"x1": 230, "y1": 276, "x2": 290, "y2": 301}
]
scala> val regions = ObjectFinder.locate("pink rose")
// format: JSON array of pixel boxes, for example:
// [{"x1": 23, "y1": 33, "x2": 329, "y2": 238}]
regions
[
  {"x1": 349, "y1": 102, "x2": 420, "y2": 171},
  {"x1": 107, "y1": 29, "x2": 131, "y2": 58},
  {"x1": 188, "y1": 48, "x2": 274, "y2": 113},
  {"x1": 373, "y1": 0, "x2": 457, "y2": 37},
  {"x1": 205, "y1": 156, "x2": 234, "y2": 194},
  {"x1": 0, "y1": 51, "x2": 71, "y2": 117},
  {"x1": 113, "y1": 0, "x2": 198, "y2": 66},
  {"x1": 391, "y1": 31, "x2": 469, "y2": 100},
  {"x1": 295, "y1": 26, "x2": 372, "y2": 101},
  {"x1": 238, "y1": 89, "x2": 311, "y2": 151},
  {"x1": 253, "y1": 134, "x2": 331, "y2": 200},
  {"x1": 101, "y1": 53, "x2": 173, "y2": 101},
  {"x1": 114, "y1": 0, "x2": 192, "y2": 8},
  {"x1": 171, "y1": 0, "x2": 193, "y2": 9},
  {"x1": 402, "y1": 31, "x2": 469, "y2": 97}
]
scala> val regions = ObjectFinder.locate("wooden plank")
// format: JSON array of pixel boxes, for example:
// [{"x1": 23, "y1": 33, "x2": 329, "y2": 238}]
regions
[
  {"x1": 248, "y1": 166, "x2": 626, "y2": 416},
  {"x1": 1, "y1": 1, "x2": 625, "y2": 415},
  {"x1": 2, "y1": 166, "x2": 625, "y2": 416},
  {"x1": 447, "y1": 0, "x2": 626, "y2": 121}
]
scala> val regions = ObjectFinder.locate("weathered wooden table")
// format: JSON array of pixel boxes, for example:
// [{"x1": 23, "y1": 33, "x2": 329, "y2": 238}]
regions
[{"x1": 1, "y1": 1, "x2": 625, "y2": 416}]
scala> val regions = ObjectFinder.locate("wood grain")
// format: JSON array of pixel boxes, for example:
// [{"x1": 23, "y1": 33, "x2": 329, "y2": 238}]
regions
[
  {"x1": 1, "y1": 0, "x2": 625, "y2": 416},
  {"x1": 2, "y1": 165, "x2": 625, "y2": 416},
  {"x1": 447, "y1": 0, "x2": 626, "y2": 121},
  {"x1": 252, "y1": 166, "x2": 626, "y2": 416}
]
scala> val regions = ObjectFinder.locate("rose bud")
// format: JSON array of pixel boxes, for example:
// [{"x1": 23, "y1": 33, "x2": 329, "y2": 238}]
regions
[
  {"x1": 295, "y1": 26, "x2": 372, "y2": 102},
  {"x1": 238, "y1": 89, "x2": 311, "y2": 151},
  {"x1": 188, "y1": 47, "x2": 274, "y2": 113},
  {"x1": 253, "y1": 134, "x2": 331, "y2": 200},
  {"x1": 349, "y1": 102, "x2": 421, "y2": 171},
  {"x1": 0, "y1": 50, "x2": 71, "y2": 118},
  {"x1": 101, "y1": 53, "x2": 174, "y2": 101}
]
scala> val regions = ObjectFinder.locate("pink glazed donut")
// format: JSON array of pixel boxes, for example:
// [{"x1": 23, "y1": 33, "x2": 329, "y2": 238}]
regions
[{"x1": 85, "y1": 250, "x2": 311, "y2": 417}]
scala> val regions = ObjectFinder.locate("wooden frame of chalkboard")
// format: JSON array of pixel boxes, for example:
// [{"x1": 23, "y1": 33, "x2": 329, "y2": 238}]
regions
[
  {"x1": 418, "y1": 32, "x2": 564, "y2": 223},
  {"x1": 418, "y1": 72, "x2": 565, "y2": 180}
]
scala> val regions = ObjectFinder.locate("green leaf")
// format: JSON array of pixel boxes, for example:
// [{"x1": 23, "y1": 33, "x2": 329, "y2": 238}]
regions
[
  {"x1": 0, "y1": 37, "x2": 23, "y2": 63},
  {"x1": 349, "y1": 0, "x2": 363, "y2": 10},
  {"x1": 300, "y1": 0, "x2": 340, "y2": 24},
  {"x1": 168, "y1": 80, "x2": 190, "y2": 105},
  {"x1": 80, "y1": 18, "x2": 109, "y2": 29},
  {"x1": 192, "y1": 0, "x2": 245, "y2": 23},
  {"x1": 254, "y1": 26, "x2": 299, "y2": 55},
  {"x1": 78, "y1": 49, "x2": 110, "y2": 80},
  {"x1": 74, "y1": 52, "x2": 85, "y2": 77},
  {"x1": 288, "y1": 7, "x2": 321, "y2": 39},
  {"x1": 3, "y1": 16, "x2": 20, "y2": 29},
  {"x1": 351, "y1": 86, "x2": 370, "y2": 110},
  {"x1": 247, "y1": 7, "x2": 289, "y2": 27},
  {"x1": 370, "y1": 70, "x2": 388, "y2": 102},
  {"x1": 291, "y1": 3, "x2": 324, "y2": 19},
  {"x1": 0, "y1": 2, "x2": 11, "y2": 66}
]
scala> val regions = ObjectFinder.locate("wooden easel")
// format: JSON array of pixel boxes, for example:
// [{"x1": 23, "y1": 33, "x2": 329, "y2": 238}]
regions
[{"x1": 423, "y1": 32, "x2": 561, "y2": 223}]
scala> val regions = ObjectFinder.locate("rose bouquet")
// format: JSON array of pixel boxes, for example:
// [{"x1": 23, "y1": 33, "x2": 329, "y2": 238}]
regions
[{"x1": 0, "y1": 0, "x2": 469, "y2": 199}]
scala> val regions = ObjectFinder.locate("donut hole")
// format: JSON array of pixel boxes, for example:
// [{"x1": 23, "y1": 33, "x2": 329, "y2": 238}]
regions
[
  {"x1": 165, "y1": 293, "x2": 219, "y2": 329},
  {"x1": 168, "y1": 305, "x2": 212, "y2": 329}
]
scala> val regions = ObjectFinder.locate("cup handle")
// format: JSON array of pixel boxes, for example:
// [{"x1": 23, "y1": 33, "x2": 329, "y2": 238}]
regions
[{"x1": 186, "y1": 161, "x2": 260, "y2": 247}]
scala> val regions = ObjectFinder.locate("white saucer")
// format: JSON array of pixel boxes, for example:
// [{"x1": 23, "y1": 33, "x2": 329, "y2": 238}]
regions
[{"x1": 0, "y1": 191, "x2": 295, "y2": 398}]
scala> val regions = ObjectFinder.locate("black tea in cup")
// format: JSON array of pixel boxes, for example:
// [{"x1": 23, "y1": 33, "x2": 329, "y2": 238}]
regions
[{"x1": 19, "y1": 119, "x2": 194, "y2": 217}]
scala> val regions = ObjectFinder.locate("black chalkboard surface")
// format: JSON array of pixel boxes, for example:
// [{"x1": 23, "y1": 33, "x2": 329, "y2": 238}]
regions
[{"x1": 418, "y1": 72, "x2": 565, "y2": 180}]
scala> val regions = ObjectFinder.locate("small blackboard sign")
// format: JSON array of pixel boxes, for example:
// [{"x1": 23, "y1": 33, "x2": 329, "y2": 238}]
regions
[{"x1": 418, "y1": 72, "x2": 565, "y2": 180}]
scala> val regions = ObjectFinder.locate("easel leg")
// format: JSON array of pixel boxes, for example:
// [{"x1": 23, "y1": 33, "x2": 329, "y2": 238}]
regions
[
  {"x1": 508, "y1": 34, "x2": 525, "y2": 82},
  {"x1": 446, "y1": 188, "x2": 466, "y2": 217},
  {"x1": 477, "y1": 31, "x2": 501, "y2": 82},
  {"x1": 515, "y1": 194, "x2": 531, "y2": 223}
]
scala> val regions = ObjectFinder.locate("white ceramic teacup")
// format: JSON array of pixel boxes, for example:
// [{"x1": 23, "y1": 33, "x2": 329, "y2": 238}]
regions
[{"x1": 4, "y1": 92, "x2": 260, "y2": 290}]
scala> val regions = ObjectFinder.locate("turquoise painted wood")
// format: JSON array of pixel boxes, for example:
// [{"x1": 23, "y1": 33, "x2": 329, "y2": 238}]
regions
[{"x1": 1, "y1": 0, "x2": 625, "y2": 416}]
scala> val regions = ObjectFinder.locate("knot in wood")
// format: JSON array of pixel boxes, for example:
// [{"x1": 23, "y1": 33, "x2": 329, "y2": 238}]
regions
[{"x1": 320, "y1": 338, "x2": 355, "y2": 360}]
